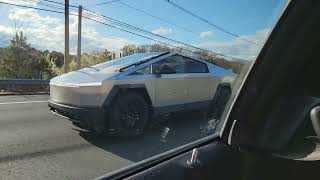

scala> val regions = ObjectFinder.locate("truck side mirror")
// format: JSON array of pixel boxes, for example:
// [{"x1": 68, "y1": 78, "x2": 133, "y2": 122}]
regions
[{"x1": 152, "y1": 65, "x2": 161, "y2": 78}]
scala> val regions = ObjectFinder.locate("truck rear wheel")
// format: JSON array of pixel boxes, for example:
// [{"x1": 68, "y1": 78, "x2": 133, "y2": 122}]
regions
[{"x1": 110, "y1": 92, "x2": 149, "y2": 138}]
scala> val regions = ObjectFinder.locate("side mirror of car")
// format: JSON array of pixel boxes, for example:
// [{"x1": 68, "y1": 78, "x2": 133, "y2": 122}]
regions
[{"x1": 152, "y1": 65, "x2": 161, "y2": 78}]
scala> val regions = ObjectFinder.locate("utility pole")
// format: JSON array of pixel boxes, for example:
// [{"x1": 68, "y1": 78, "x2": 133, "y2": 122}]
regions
[
  {"x1": 64, "y1": 0, "x2": 69, "y2": 73},
  {"x1": 77, "y1": 5, "x2": 82, "y2": 70}
]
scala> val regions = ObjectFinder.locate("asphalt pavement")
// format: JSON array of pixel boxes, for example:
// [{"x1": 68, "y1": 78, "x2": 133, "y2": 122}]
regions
[{"x1": 0, "y1": 95, "x2": 215, "y2": 180}]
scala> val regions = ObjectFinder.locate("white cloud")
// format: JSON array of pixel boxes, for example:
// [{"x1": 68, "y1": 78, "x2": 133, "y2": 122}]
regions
[
  {"x1": 0, "y1": 8, "x2": 135, "y2": 53},
  {"x1": 197, "y1": 28, "x2": 271, "y2": 61},
  {"x1": 151, "y1": 27, "x2": 173, "y2": 35},
  {"x1": 9, "y1": 9, "x2": 61, "y2": 26},
  {"x1": 0, "y1": 25, "x2": 14, "y2": 35},
  {"x1": 199, "y1": 31, "x2": 212, "y2": 38},
  {"x1": 0, "y1": 8, "x2": 271, "y2": 60},
  {"x1": 1, "y1": 0, "x2": 39, "y2": 6}
]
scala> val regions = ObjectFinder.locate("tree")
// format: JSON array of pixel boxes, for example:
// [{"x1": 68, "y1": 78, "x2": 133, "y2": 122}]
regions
[
  {"x1": 121, "y1": 45, "x2": 136, "y2": 56},
  {"x1": 0, "y1": 31, "x2": 52, "y2": 79},
  {"x1": 136, "y1": 45, "x2": 149, "y2": 53},
  {"x1": 68, "y1": 57, "x2": 77, "y2": 72},
  {"x1": 0, "y1": 33, "x2": 243, "y2": 80},
  {"x1": 45, "y1": 53, "x2": 63, "y2": 77},
  {"x1": 80, "y1": 52, "x2": 106, "y2": 68},
  {"x1": 120, "y1": 44, "x2": 172, "y2": 57},
  {"x1": 150, "y1": 44, "x2": 170, "y2": 52},
  {"x1": 195, "y1": 50, "x2": 217, "y2": 64},
  {"x1": 98, "y1": 49, "x2": 111, "y2": 61},
  {"x1": 0, "y1": 31, "x2": 30, "y2": 78},
  {"x1": 49, "y1": 51, "x2": 64, "y2": 68}
]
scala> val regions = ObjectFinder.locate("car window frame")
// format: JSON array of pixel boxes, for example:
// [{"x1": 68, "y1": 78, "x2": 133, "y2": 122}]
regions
[
  {"x1": 97, "y1": 0, "x2": 291, "y2": 177},
  {"x1": 149, "y1": 54, "x2": 210, "y2": 75},
  {"x1": 123, "y1": 53, "x2": 211, "y2": 77}
]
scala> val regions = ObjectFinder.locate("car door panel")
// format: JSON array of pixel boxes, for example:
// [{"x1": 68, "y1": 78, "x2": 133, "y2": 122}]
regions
[
  {"x1": 185, "y1": 74, "x2": 221, "y2": 103},
  {"x1": 183, "y1": 73, "x2": 210, "y2": 103},
  {"x1": 152, "y1": 55, "x2": 189, "y2": 107},
  {"x1": 121, "y1": 140, "x2": 320, "y2": 180},
  {"x1": 154, "y1": 74, "x2": 189, "y2": 107},
  {"x1": 125, "y1": 141, "x2": 242, "y2": 180}
]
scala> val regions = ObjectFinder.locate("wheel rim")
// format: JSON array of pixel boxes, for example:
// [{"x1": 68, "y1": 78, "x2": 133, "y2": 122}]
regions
[{"x1": 120, "y1": 102, "x2": 144, "y2": 129}]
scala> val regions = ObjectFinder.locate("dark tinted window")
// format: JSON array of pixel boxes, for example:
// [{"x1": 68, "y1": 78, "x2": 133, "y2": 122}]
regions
[
  {"x1": 152, "y1": 55, "x2": 208, "y2": 74},
  {"x1": 152, "y1": 55, "x2": 185, "y2": 74},
  {"x1": 184, "y1": 58, "x2": 209, "y2": 73}
]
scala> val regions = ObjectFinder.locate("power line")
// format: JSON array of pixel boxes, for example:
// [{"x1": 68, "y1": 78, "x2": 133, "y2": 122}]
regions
[
  {"x1": 83, "y1": 8, "x2": 233, "y2": 58},
  {"x1": 95, "y1": 0, "x2": 121, "y2": 6},
  {"x1": 41, "y1": 0, "x2": 78, "y2": 8},
  {"x1": 0, "y1": 1, "x2": 70, "y2": 14},
  {"x1": 21, "y1": 0, "x2": 66, "y2": 11},
  {"x1": 0, "y1": 0, "x2": 246, "y2": 61},
  {"x1": 83, "y1": 10, "x2": 194, "y2": 45},
  {"x1": 0, "y1": 1, "x2": 190, "y2": 53},
  {"x1": 84, "y1": 16, "x2": 247, "y2": 61},
  {"x1": 78, "y1": 0, "x2": 121, "y2": 6},
  {"x1": 0, "y1": 1, "x2": 203, "y2": 57},
  {"x1": 166, "y1": 0, "x2": 258, "y2": 46},
  {"x1": 118, "y1": 1, "x2": 199, "y2": 36},
  {"x1": 83, "y1": 10, "x2": 246, "y2": 61},
  {"x1": 83, "y1": 17, "x2": 206, "y2": 56},
  {"x1": 82, "y1": 1, "x2": 201, "y2": 40},
  {"x1": 32, "y1": 0, "x2": 250, "y2": 60}
]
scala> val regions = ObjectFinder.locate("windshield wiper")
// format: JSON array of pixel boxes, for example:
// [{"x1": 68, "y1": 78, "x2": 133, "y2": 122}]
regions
[{"x1": 119, "y1": 52, "x2": 169, "y2": 72}]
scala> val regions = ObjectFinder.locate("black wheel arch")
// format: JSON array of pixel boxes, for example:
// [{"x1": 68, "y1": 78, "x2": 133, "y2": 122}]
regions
[{"x1": 103, "y1": 84, "x2": 153, "y2": 110}]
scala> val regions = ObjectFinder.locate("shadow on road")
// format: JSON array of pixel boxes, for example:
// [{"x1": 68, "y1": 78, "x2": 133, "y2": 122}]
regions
[
  {"x1": 77, "y1": 111, "x2": 217, "y2": 162},
  {"x1": 0, "y1": 143, "x2": 93, "y2": 163}
]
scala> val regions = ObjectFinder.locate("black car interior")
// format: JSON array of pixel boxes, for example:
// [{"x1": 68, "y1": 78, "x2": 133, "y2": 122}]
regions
[{"x1": 98, "y1": 0, "x2": 320, "y2": 179}]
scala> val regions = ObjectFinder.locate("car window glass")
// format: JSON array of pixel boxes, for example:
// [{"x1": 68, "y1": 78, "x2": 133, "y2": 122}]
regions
[
  {"x1": 184, "y1": 57, "x2": 208, "y2": 73},
  {"x1": 130, "y1": 65, "x2": 151, "y2": 75},
  {"x1": 0, "y1": 0, "x2": 288, "y2": 179},
  {"x1": 153, "y1": 55, "x2": 185, "y2": 74}
]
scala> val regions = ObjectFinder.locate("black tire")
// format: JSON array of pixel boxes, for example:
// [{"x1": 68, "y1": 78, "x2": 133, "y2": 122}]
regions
[{"x1": 110, "y1": 92, "x2": 149, "y2": 138}]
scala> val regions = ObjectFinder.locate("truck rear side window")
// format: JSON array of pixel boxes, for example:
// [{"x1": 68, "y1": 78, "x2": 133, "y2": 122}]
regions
[{"x1": 184, "y1": 58, "x2": 209, "y2": 73}]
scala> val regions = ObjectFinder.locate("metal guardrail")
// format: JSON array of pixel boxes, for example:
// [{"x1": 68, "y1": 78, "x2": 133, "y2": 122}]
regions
[
  {"x1": 0, "y1": 79, "x2": 49, "y2": 85},
  {"x1": 0, "y1": 79, "x2": 50, "y2": 93}
]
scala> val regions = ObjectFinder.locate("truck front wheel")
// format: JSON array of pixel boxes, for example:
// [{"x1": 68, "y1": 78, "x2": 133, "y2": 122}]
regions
[{"x1": 109, "y1": 92, "x2": 149, "y2": 138}]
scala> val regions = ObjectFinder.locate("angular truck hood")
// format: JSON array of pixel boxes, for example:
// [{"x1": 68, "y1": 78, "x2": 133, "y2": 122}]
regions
[{"x1": 50, "y1": 69, "x2": 117, "y2": 86}]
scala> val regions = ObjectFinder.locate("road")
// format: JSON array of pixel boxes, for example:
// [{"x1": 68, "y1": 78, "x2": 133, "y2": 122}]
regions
[{"x1": 0, "y1": 95, "x2": 215, "y2": 180}]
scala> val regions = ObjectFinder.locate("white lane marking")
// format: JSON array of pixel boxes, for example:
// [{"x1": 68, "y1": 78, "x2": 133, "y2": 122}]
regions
[{"x1": 0, "y1": 100, "x2": 47, "y2": 105}]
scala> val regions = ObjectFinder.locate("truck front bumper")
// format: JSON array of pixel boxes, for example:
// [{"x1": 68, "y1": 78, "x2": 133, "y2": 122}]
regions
[{"x1": 48, "y1": 99, "x2": 105, "y2": 128}]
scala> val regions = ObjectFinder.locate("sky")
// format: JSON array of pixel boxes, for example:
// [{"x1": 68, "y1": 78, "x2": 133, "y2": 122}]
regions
[{"x1": 0, "y1": 0, "x2": 287, "y2": 60}]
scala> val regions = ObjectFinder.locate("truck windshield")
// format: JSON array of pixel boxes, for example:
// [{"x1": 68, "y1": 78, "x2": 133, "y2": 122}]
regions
[{"x1": 91, "y1": 52, "x2": 163, "y2": 72}]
